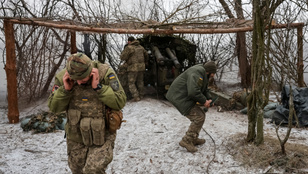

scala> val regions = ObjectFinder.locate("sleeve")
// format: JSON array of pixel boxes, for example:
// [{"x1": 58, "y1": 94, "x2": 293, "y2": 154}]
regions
[
  {"x1": 48, "y1": 70, "x2": 73, "y2": 113},
  {"x1": 204, "y1": 87, "x2": 212, "y2": 101},
  {"x1": 96, "y1": 68, "x2": 127, "y2": 110},
  {"x1": 186, "y1": 73, "x2": 207, "y2": 105},
  {"x1": 120, "y1": 46, "x2": 134, "y2": 61}
]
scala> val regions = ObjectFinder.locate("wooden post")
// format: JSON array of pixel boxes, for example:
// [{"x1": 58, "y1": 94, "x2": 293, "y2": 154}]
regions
[
  {"x1": 71, "y1": 31, "x2": 77, "y2": 54},
  {"x1": 4, "y1": 20, "x2": 19, "y2": 123},
  {"x1": 297, "y1": 25, "x2": 305, "y2": 87}
]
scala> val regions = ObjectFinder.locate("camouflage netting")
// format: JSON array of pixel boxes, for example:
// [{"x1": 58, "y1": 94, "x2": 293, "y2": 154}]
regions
[{"x1": 20, "y1": 111, "x2": 67, "y2": 133}]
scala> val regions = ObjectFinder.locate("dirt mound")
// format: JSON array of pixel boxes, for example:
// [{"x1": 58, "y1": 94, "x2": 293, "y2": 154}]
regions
[{"x1": 226, "y1": 133, "x2": 308, "y2": 173}]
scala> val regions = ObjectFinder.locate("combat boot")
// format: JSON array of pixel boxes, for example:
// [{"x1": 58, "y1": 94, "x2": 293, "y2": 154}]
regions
[
  {"x1": 194, "y1": 138, "x2": 206, "y2": 146},
  {"x1": 179, "y1": 139, "x2": 197, "y2": 153}
]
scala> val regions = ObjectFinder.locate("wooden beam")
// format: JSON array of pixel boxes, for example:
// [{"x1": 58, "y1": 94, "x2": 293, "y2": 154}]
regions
[
  {"x1": 1, "y1": 17, "x2": 305, "y2": 124},
  {"x1": 4, "y1": 20, "x2": 19, "y2": 124},
  {"x1": 297, "y1": 26, "x2": 305, "y2": 87},
  {"x1": 6, "y1": 18, "x2": 305, "y2": 34}
]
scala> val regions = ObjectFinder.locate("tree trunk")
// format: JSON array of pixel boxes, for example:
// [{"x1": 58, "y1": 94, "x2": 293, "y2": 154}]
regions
[
  {"x1": 256, "y1": 106, "x2": 264, "y2": 145},
  {"x1": 235, "y1": 0, "x2": 251, "y2": 88},
  {"x1": 4, "y1": 20, "x2": 19, "y2": 123},
  {"x1": 247, "y1": 90, "x2": 257, "y2": 142},
  {"x1": 236, "y1": 32, "x2": 251, "y2": 88},
  {"x1": 297, "y1": 26, "x2": 305, "y2": 87},
  {"x1": 96, "y1": 34, "x2": 107, "y2": 63},
  {"x1": 247, "y1": 0, "x2": 265, "y2": 144},
  {"x1": 83, "y1": 34, "x2": 92, "y2": 59},
  {"x1": 220, "y1": 0, "x2": 251, "y2": 88},
  {"x1": 71, "y1": 31, "x2": 77, "y2": 54}
]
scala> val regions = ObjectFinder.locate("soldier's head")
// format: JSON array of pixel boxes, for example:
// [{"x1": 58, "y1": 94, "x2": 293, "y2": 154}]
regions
[
  {"x1": 204, "y1": 61, "x2": 217, "y2": 78},
  {"x1": 128, "y1": 36, "x2": 135, "y2": 44},
  {"x1": 66, "y1": 53, "x2": 93, "y2": 84}
]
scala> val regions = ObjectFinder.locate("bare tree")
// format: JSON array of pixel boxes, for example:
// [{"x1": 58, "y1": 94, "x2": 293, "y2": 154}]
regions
[
  {"x1": 0, "y1": 0, "x2": 307, "y2": 105},
  {"x1": 0, "y1": 0, "x2": 72, "y2": 102},
  {"x1": 247, "y1": 0, "x2": 285, "y2": 145},
  {"x1": 269, "y1": 1, "x2": 308, "y2": 89},
  {"x1": 218, "y1": 0, "x2": 251, "y2": 88}
]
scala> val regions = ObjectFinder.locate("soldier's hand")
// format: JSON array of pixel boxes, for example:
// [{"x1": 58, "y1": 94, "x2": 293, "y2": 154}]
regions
[
  {"x1": 204, "y1": 100, "x2": 212, "y2": 108},
  {"x1": 91, "y1": 68, "x2": 99, "y2": 89},
  {"x1": 63, "y1": 71, "x2": 74, "y2": 91}
]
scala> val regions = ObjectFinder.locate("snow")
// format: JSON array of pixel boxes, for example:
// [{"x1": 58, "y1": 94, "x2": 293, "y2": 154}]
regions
[{"x1": 1, "y1": 96, "x2": 308, "y2": 174}]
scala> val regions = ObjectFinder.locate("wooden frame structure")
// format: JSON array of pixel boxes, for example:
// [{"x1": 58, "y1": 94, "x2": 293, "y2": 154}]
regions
[{"x1": 2, "y1": 17, "x2": 305, "y2": 123}]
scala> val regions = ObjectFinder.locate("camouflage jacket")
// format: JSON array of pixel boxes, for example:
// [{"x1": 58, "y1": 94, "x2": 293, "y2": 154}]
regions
[
  {"x1": 48, "y1": 61, "x2": 127, "y2": 114},
  {"x1": 166, "y1": 64, "x2": 212, "y2": 116},
  {"x1": 120, "y1": 40, "x2": 148, "y2": 72}
]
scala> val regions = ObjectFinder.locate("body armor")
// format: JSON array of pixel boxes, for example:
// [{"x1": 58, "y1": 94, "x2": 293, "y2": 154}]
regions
[{"x1": 65, "y1": 83, "x2": 106, "y2": 146}]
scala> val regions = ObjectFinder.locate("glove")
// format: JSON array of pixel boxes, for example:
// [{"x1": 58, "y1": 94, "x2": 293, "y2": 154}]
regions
[{"x1": 106, "y1": 109, "x2": 124, "y2": 133}]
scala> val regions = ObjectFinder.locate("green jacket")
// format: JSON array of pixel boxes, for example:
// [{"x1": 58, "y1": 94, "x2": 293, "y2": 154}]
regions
[
  {"x1": 166, "y1": 64, "x2": 212, "y2": 115},
  {"x1": 48, "y1": 61, "x2": 127, "y2": 113},
  {"x1": 120, "y1": 40, "x2": 148, "y2": 72}
]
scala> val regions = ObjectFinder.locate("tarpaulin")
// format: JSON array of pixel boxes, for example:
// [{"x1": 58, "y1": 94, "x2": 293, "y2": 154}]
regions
[{"x1": 272, "y1": 85, "x2": 308, "y2": 127}]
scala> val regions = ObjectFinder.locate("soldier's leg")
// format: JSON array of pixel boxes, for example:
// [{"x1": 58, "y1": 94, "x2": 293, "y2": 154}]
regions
[
  {"x1": 180, "y1": 106, "x2": 205, "y2": 152},
  {"x1": 128, "y1": 72, "x2": 140, "y2": 100},
  {"x1": 186, "y1": 106, "x2": 206, "y2": 145},
  {"x1": 67, "y1": 139, "x2": 87, "y2": 174},
  {"x1": 82, "y1": 141, "x2": 114, "y2": 173},
  {"x1": 136, "y1": 71, "x2": 145, "y2": 99}
]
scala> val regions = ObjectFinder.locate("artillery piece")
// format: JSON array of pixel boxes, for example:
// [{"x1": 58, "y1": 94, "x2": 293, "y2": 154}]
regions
[{"x1": 118, "y1": 35, "x2": 197, "y2": 99}]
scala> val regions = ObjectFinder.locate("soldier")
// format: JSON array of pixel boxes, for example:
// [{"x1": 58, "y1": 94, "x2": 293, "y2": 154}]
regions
[
  {"x1": 48, "y1": 53, "x2": 126, "y2": 173},
  {"x1": 120, "y1": 36, "x2": 149, "y2": 102},
  {"x1": 166, "y1": 61, "x2": 217, "y2": 153}
]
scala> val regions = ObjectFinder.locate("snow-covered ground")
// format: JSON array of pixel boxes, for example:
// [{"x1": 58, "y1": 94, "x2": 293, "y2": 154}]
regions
[
  {"x1": 0, "y1": 45, "x2": 308, "y2": 173},
  {"x1": 1, "y1": 96, "x2": 308, "y2": 174}
]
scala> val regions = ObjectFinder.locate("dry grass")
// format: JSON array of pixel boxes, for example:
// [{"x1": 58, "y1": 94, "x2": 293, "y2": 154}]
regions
[{"x1": 225, "y1": 133, "x2": 308, "y2": 173}]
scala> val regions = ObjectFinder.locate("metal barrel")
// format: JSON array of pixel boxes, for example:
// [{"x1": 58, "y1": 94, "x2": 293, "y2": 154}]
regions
[
  {"x1": 152, "y1": 46, "x2": 165, "y2": 66},
  {"x1": 165, "y1": 47, "x2": 181, "y2": 68}
]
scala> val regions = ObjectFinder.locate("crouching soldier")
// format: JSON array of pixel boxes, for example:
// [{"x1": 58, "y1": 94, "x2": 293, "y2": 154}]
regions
[
  {"x1": 166, "y1": 61, "x2": 217, "y2": 153},
  {"x1": 48, "y1": 53, "x2": 126, "y2": 173}
]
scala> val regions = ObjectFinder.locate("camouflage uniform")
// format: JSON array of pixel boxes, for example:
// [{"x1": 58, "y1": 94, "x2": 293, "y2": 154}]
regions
[
  {"x1": 120, "y1": 39, "x2": 148, "y2": 101},
  {"x1": 166, "y1": 62, "x2": 217, "y2": 152},
  {"x1": 48, "y1": 53, "x2": 126, "y2": 173},
  {"x1": 117, "y1": 63, "x2": 131, "y2": 99}
]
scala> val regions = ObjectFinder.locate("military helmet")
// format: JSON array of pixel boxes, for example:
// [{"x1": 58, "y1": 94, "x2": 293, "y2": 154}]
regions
[
  {"x1": 128, "y1": 36, "x2": 135, "y2": 42},
  {"x1": 66, "y1": 53, "x2": 93, "y2": 80},
  {"x1": 203, "y1": 61, "x2": 217, "y2": 74}
]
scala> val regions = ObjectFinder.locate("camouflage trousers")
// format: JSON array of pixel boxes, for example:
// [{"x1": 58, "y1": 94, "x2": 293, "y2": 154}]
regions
[
  {"x1": 67, "y1": 138, "x2": 114, "y2": 174},
  {"x1": 183, "y1": 105, "x2": 206, "y2": 142},
  {"x1": 128, "y1": 71, "x2": 144, "y2": 99}
]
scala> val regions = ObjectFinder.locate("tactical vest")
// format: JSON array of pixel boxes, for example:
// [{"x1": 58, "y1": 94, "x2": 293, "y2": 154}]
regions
[{"x1": 65, "y1": 83, "x2": 106, "y2": 146}]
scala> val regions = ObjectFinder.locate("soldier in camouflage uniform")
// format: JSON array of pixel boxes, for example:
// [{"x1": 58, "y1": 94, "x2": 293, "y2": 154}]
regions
[
  {"x1": 120, "y1": 36, "x2": 148, "y2": 102},
  {"x1": 48, "y1": 53, "x2": 126, "y2": 174},
  {"x1": 166, "y1": 61, "x2": 217, "y2": 153}
]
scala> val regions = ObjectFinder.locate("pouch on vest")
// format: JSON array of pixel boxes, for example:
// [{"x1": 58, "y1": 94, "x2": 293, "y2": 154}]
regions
[
  {"x1": 66, "y1": 109, "x2": 82, "y2": 142},
  {"x1": 80, "y1": 117, "x2": 93, "y2": 146},
  {"x1": 91, "y1": 117, "x2": 105, "y2": 145},
  {"x1": 106, "y1": 109, "x2": 124, "y2": 133}
]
